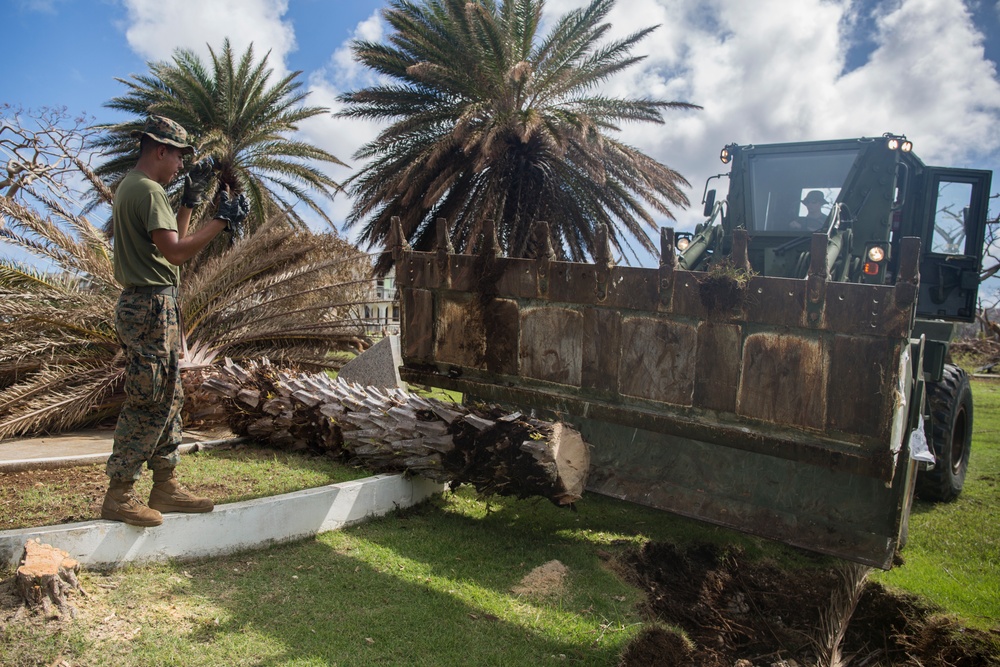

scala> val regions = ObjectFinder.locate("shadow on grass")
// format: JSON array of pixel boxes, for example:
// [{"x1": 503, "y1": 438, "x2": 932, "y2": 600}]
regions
[
  {"x1": 191, "y1": 445, "x2": 370, "y2": 483},
  {"x1": 188, "y1": 548, "x2": 606, "y2": 665},
  {"x1": 122, "y1": 500, "x2": 645, "y2": 667},
  {"x1": 132, "y1": 490, "x2": 821, "y2": 666}
]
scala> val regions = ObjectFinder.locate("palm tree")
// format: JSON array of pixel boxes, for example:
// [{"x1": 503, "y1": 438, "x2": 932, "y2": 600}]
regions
[
  {"x1": 338, "y1": 0, "x2": 699, "y2": 271},
  {"x1": 0, "y1": 110, "x2": 373, "y2": 440},
  {"x1": 92, "y1": 39, "x2": 345, "y2": 234}
]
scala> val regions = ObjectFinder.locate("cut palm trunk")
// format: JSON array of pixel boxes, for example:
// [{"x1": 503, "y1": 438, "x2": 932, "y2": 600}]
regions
[{"x1": 202, "y1": 359, "x2": 589, "y2": 505}]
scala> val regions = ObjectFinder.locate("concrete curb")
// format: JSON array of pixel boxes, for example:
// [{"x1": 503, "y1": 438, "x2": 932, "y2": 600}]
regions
[{"x1": 0, "y1": 474, "x2": 444, "y2": 569}]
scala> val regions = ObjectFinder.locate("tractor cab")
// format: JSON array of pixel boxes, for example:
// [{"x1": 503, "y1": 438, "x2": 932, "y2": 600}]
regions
[{"x1": 699, "y1": 134, "x2": 991, "y2": 323}]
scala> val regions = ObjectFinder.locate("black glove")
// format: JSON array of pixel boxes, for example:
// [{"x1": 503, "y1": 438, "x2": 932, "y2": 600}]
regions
[
  {"x1": 215, "y1": 191, "x2": 249, "y2": 234},
  {"x1": 181, "y1": 158, "x2": 215, "y2": 209}
]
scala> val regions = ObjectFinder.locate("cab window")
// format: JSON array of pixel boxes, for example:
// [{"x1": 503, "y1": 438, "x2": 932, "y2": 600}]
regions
[
  {"x1": 930, "y1": 180, "x2": 974, "y2": 255},
  {"x1": 747, "y1": 149, "x2": 858, "y2": 233}
]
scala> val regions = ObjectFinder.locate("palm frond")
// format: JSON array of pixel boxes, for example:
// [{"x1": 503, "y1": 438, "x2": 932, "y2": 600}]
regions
[
  {"x1": 0, "y1": 361, "x2": 124, "y2": 440},
  {"x1": 2, "y1": 109, "x2": 370, "y2": 439},
  {"x1": 182, "y1": 217, "x2": 373, "y2": 367},
  {"x1": 91, "y1": 38, "x2": 345, "y2": 244},
  {"x1": 338, "y1": 0, "x2": 700, "y2": 273}
]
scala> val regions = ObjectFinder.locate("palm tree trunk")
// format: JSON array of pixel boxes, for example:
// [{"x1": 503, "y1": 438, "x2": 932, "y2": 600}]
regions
[{"x1": 201, "y1": 359, "x2": 589, "y2": 506}]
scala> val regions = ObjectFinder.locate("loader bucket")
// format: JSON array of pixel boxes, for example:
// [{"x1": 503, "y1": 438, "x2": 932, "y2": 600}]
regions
[{"x1": 392, "y1": 220, "x2": 923, "y2": 568}]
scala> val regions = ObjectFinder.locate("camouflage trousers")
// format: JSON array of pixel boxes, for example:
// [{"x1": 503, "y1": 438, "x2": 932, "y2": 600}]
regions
[{"x1": 106, "y1": 289, "x2": 183, "y2": 481}]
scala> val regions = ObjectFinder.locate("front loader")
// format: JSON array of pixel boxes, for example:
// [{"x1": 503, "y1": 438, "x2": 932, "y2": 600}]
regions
[{"x1": 391, "y1": 133, "x2": 992, "y2": 569}]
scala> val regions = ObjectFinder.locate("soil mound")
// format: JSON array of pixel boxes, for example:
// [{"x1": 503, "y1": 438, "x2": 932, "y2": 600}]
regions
[{"x1": 614, "y1": 541, "x2": 1000, "y2": 667}]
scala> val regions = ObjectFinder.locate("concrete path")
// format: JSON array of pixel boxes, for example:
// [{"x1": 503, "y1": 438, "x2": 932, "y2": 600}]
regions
[
  {"x1": 0, "y1": 430, "x2": 443, "y2": 569},
  {"x1": 0, "y1": 428, "x2": 238, "y2": 472}
]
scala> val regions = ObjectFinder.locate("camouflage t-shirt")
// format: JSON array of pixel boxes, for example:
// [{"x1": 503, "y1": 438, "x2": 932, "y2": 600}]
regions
[{"x1": 112, "y1": 169, "x2": 180, "y2": 287}]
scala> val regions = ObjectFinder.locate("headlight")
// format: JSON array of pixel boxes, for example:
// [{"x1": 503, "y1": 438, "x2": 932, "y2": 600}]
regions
[
  {"x1": 867, "y1": 245, "x2": 886, "y2": 262},
  {"x1": 677, "y1": 237, "x2": 691, "y2": 251},
  {"x1": 720, "y1": 147, "x2": 731, "y2": 164},
  {"x1": 882, "y1": 133, "x2": 911, "y2": 152}
]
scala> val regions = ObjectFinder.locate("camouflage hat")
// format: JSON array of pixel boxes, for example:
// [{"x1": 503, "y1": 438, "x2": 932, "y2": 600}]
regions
[{"x1": 131, "y1": 115, "x2": 195, "y2": 154}]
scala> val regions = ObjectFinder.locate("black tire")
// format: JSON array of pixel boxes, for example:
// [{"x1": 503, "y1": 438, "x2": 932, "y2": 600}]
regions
[{"x1": 915, "y1": 364, "x2": 973, "y2": 502}]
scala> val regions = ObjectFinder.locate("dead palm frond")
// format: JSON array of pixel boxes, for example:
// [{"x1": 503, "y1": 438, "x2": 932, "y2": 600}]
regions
[
  {"x1": 0, "y1": 109, "x2": 380, "y2": 440},
  {"x1": 181, "y1": 215, "x2": 374, "y2": 370},
  {"x1": 0, "y1": 195, "x2": 122, "y2": 438},
  {"x1": 810, "y1": 560, "x2": 872, "y2": 667},
  {"x1": 1, "y1": 214, "x2": 376, "y2": 440}
]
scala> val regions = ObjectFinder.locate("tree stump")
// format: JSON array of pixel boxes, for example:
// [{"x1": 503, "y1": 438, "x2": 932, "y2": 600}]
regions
[
  {"x1": 15, "y1": 540, "x2": 84, "y2": 617},
  {"x1": 202, "y1": 358, "x2": 590, "y2": 505}
]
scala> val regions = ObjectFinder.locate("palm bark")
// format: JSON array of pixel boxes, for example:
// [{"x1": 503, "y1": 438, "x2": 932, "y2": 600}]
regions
[{"x1": 202, "y1": 358, "x2": 589, "y2": 506}]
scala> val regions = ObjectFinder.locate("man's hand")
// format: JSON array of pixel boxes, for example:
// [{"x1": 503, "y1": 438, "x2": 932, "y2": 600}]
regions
[
  {"x1": 181, "y1": 158, "x2": 215, "y2": 209},
  {"x1": 215, "y1": 191, "x2": 250, "y2": 234}
]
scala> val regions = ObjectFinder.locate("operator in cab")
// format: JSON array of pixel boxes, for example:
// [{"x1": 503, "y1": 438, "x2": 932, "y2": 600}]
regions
[{"x1": 789, "y1": 190, "x2": 828, "y2": 231}]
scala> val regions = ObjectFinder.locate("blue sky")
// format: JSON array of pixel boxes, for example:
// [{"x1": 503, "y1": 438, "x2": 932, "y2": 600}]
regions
[
  {"x1": 4, "y1": 0, "x2": 386, "y2": 120},
  {"x1": 4, "y1": 0, "x2": 1000, "y2": 266}
]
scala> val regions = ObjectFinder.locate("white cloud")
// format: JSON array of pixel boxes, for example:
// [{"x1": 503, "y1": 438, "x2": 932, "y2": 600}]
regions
[
  {"x1": 327, "y1": 12, "x2": 385, "y2": 90},
  {"x1": 114, "y1": 0, "x2": 1000, "y2": 246},
  {"x1": 831, "y1": 0, "x2": 1000, "y2": 164},
  {"x1": 120, "y1": 0, "x2": 296, "y2": 76},
  {"x1": 296, "y1": 77, "x2": 377, "y2": 232},
  {"x1": 294, "y1": 12, "x2": 389, "y2": 237},
  {"x1": 546, "y1": 0, "x2": 1000, "y2": 233}
]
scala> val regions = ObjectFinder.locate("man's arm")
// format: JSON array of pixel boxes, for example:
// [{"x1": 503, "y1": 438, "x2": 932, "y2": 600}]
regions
[
  {"x1": 152, "y1": 212, "x2": 227, "y2": 266},
  {"x1": 176, "y1": 203, "x2": 192, "y2": 241},
  {"x1": 152, "y1": 190, "x2": 249, "y2": 265}
]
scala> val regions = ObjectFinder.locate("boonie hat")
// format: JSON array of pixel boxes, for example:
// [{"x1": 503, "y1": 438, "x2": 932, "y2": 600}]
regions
[
  {"x1": 131, "y1": 115, "x2": 195, "y2": 154},
  {"x1": 802, "y1": 190, "x2": 828, "y2": 205}
]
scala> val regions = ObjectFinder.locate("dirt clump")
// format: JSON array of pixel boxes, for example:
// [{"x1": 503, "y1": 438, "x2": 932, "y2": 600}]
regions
[
  {"x1": 512, "y1": 559, "x2": 569, "y2": 598},
  {"x1": 618, "y1": 623, "x2": 695, "y2": 666},
  {"x1": 697, "y1": 261, "x2": 753, "y2": 312},
  {"x1": 614, "y1": 541, "x2": 1000, "y2": 667}
]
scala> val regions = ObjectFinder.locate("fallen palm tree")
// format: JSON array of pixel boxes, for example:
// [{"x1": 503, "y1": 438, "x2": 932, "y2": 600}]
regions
[{"x1": 202, "y1": 358, "x2": 589, "y2": 506}]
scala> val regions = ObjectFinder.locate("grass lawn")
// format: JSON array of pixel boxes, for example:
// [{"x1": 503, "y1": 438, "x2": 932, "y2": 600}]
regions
[
  {"x1": 873, "y1": 376, "x2": 1000, "y2": 628},
  {"x1": 0, "y1": 381, "x2": 997, "y2": 665},
  {"x1": 1, "y1": 488, "x2": 730, "y2": 666}
]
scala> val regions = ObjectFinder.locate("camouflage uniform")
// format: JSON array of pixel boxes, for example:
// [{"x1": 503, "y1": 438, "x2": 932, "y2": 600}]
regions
[
  {"x1": 106, "y1": 289, "x2": 183, "y2": 480},
  {"x1": 107, "y1": 114, "x2": 193, "y2": 483},
  {"x1": 100, "y1": 115, "x2": 222, "y2": 526}
]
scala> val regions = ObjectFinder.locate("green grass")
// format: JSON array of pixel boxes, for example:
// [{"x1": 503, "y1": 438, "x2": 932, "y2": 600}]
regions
[
  {"x1": 0, "y1": 447, "x2": 369, "y2": 530},
  {"x1": 1, "y1": 486, "x2": 822, "y2": 666},
  {"x1": 873, "y1": 377, "x2": 1000, "y2": 629},
  {"x1": 0, "y1": 491, "x2": 689, "y2": 666},
  {"x1": 1, "y1": 381, "x2": 997, "y2": 665}
]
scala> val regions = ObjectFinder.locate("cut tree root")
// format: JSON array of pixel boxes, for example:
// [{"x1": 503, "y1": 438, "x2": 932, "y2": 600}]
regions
[
  {"x1": 202, "y1": 358, "x2": 590, "y2": 506},
  {"x1": 15, "y1": 540, "x2": 85, "y2": 618}
]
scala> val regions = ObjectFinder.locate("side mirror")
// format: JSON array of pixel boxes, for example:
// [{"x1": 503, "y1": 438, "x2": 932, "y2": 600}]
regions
[{"x1": 703, "y1": 189, "x2": 716, "y2": 218}]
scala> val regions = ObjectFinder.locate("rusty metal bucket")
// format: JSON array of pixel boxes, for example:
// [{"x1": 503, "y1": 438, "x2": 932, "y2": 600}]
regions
[{"x1": 393, "y1": 219, "x2": 923, "y2": 568}]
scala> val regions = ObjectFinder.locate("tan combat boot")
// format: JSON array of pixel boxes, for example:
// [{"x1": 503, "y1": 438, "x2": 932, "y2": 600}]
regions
[
  {"x1": 148, "y1": 469, "x2": 214, "y2": 514},
  {"x1": 102, "y1": 479, "x2": 163, "y2": 527}
]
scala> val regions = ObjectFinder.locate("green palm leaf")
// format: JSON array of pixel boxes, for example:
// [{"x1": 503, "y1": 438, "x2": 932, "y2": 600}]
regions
[
  {"x1": 92, "y1": 39, "x2": 346, "y2": 236},
  {"x1": 340, "y1": 0, "x2": 700, "y2": 271}
]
